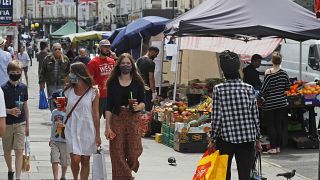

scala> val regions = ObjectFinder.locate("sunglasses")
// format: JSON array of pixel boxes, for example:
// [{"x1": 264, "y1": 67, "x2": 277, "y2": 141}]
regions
[{"x1": 54, "y1": 48, "x2": 61, "y2": 51}]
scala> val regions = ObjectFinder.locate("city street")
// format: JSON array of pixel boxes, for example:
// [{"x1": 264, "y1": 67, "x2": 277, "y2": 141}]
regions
[{"x1": 0, "y1": 62, "x2": 315, "y2": 179}]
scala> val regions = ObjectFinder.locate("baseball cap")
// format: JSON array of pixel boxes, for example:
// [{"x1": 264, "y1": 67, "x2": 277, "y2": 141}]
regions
[
  {"x1": 48, "y1": 89, "x2": 64, "y2": 100},
  {"x1": 219, "y1": 50, "x2": 240, "y2": 74},
  {"x1": 99, "y1": 39, "x2": 111, "y2": 47},
  {"x1": 0, "y1": 37, "x2": 6, "y2": 46}
]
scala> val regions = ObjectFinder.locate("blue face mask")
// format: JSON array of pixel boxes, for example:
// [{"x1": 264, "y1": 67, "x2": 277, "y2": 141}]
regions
[{"x1": 69, "y1": 73, "x2": 78, "y2": 84}]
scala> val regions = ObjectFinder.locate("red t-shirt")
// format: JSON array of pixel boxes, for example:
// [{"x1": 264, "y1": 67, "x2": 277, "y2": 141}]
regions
[{"x1": 88, "y1": 56, "x2": 115, "y2": 98}]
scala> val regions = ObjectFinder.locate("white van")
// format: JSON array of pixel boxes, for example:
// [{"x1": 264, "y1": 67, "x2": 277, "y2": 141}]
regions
[{"x1": 257, "y1": 39, "x2": 320, "y2": 82}]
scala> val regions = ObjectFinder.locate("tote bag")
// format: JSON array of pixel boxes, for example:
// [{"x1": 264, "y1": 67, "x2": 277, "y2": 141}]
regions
[
  {"x1": 92, "y1": 148, "x2": 107, "y2": 180},
  {"x1": 39, "y1": 90, "x2": 49, "y2": 109}
]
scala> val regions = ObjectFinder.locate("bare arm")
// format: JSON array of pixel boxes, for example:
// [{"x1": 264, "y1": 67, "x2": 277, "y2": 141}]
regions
[
  {"x1": 0, "y1": 117, "x2": 5, "y2": 137},
  {"x1": 92, "y1": 90, "x2": 101, "y2": 146},
  {"x1": 24, "y1": 101, "x2": 29, "y2": 136}
]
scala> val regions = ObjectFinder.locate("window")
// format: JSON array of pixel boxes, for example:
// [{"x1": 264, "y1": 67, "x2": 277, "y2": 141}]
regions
[
  {"x1": 166, "y1": 0, "x2": 177, "y2": 8},
  {"x1": 308, "y1": 44, "x2": 320, "y2": 71}
]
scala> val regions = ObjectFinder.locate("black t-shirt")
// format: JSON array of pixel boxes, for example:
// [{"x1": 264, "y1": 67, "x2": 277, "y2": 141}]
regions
[
  {"x1": 120, "y1": 83, "x2": 130, "y2": 106},
  {"x1": 1, "y1": 81, "x2": 28, "y2": 125},
  {"x1": 243, "y1": 64, "x2": 262, "y2": 89},
  {"x1": 136, "y1": 56, "x2": 155, "y2": 87}
]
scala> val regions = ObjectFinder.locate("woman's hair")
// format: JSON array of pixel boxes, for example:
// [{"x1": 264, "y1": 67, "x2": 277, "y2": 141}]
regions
[
  {"x1": 7, "y1": 60, "x2": 22, "y2": 72},
  {"x1": 272, "y1": 51, "x2": 282, "y2": 65},
  {"x1": 106, "y1": 53, "x2": 145, "y2": 87},
  {"x1": 67, "y1": 62, "x2": 94, "y2": 88}
]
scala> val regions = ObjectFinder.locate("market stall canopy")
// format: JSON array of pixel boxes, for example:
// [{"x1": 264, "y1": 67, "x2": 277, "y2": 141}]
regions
[
  {"x1": 111, "y1": 16, "x2": 169, "y2": 54},
  {"x1": 50, "y1": 21, "x2": 85, "y2": 39},
  {"x1": 177, "y1": 0, "x2": 320, "y2": 41},
  {"x1": 180, "y1": 37, "x2": 282, "y2": 59},
  {"x1": 61, "y1": 31, "x2": 112, "y2": 43}
]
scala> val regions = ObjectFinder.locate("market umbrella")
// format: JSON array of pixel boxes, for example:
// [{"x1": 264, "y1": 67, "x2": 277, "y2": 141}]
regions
[
  {"x1": 111, "y1": 16, "x2": 169, "y2": 55},
  {"x1": 108, "y1": 27, "x2": 125, "y2": 43}
]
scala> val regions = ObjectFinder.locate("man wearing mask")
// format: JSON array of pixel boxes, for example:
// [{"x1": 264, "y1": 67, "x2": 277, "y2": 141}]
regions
[
  {"x1": 88, "y1": 40, "x2": 115, "y2": 119},
  {"x1": 136, "y1": 46, "x2": 159, "y2": 111},
  {"x1": 72, "y1": 48, "x2": 91, "y2": 66},
  {"x1": 0, "y1": 37, "x2": 12, "y2": 87},
  {"x1": 39, "y1": 43, "x2": 70, "y2": 111},
  {"x1": 243, "y1": 54, "x2": 262, "y2": 90}
]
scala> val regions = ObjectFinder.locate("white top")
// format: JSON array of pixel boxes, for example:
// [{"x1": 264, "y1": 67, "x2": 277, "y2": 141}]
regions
[
  {"x1": 17, "y1": 52, "x2": 30, "y2": 68},
  {"x1": 64, "y1": 87, "x2": 97, "y2": 155},
  {"x1": 0, "y1": 88, "x2": 6, "y2": 117}
]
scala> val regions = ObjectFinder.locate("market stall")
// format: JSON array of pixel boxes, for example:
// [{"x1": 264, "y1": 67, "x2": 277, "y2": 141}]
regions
[{"x1": 151, "y1": 0, "x2": 320, "y2": 153}]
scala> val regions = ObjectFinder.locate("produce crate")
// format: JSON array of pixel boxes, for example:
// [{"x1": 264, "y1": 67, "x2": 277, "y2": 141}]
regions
[
  {"x1": 173, "y1": 141, "x2": 208, "y2": 153},
  {"x1": 287, "y1": 95, "x2": 305, "y2": 107},
  {"x1": 162, "y1": 124, "x2": 175, "y2": 148},
  {"x1": 174, "y1": 132, "x2": 208, "y2": 144}
]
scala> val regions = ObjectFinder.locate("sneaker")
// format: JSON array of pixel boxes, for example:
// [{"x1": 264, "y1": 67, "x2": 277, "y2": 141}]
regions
[
  {"x1": 267, "y1": 148, "x2": 277, "y2": 154},
  {"x1": 8, "y1": 172, "x2": 14, "y2": 180},
  {"x1": 276, "y1": 147, "x2": 281, "y2": 153}
]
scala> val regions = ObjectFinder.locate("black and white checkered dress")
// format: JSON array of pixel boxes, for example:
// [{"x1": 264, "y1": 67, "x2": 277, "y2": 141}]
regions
[{"x1": 211, "y1": 79, "x2": 260, "y2": 144}]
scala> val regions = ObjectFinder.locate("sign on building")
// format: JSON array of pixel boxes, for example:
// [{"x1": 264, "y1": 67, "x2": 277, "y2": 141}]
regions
[{"x1": 0, "y1": 0, "x2": 13, "y2": 24}]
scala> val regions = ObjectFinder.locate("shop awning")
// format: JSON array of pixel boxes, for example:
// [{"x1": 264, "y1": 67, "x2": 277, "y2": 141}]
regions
[
  {"x1": 180, "y1": 36, "x2": 283, "y2": 59},
  {"x1": 50, "y1": 21, "x2": 85, "y2": 39}
]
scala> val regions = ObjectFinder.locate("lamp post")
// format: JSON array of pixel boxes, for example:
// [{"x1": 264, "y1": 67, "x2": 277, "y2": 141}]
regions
[{"x1": 75, "y1": 0, "x2": 79, "y2": 33}]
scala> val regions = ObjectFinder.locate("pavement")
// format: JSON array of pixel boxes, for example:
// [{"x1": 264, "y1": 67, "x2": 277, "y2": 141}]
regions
[{"x1": 0, "y1": 61, "x2": 315, "y2": 179}]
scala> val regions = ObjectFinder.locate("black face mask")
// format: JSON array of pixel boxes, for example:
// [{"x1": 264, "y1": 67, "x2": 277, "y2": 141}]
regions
[{"x1": 9, "y1": 74, "x2": 21, "y2": 81}]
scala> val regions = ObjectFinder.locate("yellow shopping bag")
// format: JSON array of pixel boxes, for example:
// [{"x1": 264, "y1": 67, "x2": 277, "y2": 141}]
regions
[{"x1": 193, "y1": 150, "x2": 228, "y2": 180}]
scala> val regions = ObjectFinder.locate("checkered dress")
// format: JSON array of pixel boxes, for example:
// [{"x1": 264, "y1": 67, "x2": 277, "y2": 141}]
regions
[{"x1": 211, "y1": 79, "x2": 260, "y2": 144}]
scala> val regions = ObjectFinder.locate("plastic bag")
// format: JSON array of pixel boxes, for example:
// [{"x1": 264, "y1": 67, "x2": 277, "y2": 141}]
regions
[
  {"x1": 22, "y1": 136, "x2": 30, "y2": 172},
  {"x1": 92, "y1": 147, "x2": 107, "y2": 180},
  {"x1": 193, "y1": 150, "x2": 228, "y2": 180},
  {"x1": 39, "y1": 90, "x2": 49, "y2": 109},
  {"x1": 250, "y1": 152, "x2": 267, "y2": 180}
]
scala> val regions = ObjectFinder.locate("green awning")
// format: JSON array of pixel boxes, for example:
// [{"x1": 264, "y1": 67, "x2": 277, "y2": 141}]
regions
[{"x1": 50, "y1": 21, "x2": 85, "y2": 39}]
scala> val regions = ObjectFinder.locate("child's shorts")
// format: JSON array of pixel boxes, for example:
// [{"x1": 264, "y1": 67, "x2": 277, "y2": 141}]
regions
[
  {"x1": 2, "y1": 122, "x2": 26, "y2": 153},
  {"x1": 50, "y1": 141, "x2": 70, "y2": 166}
]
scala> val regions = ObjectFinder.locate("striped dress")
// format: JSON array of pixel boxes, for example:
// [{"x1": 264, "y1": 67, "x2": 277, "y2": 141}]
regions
[{"x1": 257, "y1": 69, "x2": 290, "y2": 111}]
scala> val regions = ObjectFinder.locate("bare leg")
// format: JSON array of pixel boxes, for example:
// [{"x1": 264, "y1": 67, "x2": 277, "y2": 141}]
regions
[
  {"x1": 80, "y1": 156, "x2": 90, "y2": 180},
  {"x1": 4, "y1": 151, "x2": 13, "y2": 172},
  {"x1": 70, "y1": 154, "x2": 81, "y2": 180},
  {"x1": 52, "y1": 162, "x2": 59, "y2": 180},
  {"x1": 14, "y1": 149, "x2": 23, "y2": 179},
  {"x1": 61, "y1": 166, "x2": 68, "y2": 179}
]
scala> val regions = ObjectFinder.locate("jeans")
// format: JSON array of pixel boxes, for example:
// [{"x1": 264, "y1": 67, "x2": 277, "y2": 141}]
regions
[{"x1": 216, "y1": 139, "x2": 255, "y2": 180}]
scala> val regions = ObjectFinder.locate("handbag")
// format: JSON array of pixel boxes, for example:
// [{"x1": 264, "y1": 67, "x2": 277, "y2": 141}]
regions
[
  {"x1": 193, "y1": 149, "x2": 228, "y2": 180},
  {"x1": 250, "y1": 152, "x2": 267, "y2": 180},
  {"x1": 39, "y1": 89, "x2": 49, "y2": 109},
  {"x1": 22, "y1": 136, "x2": 30, "y2": 172},
  {"x1": 64, "y1": 87, "x2": 90, "y2": 125},
  {"x1": 92, "y1": 147, "x2": 107, "y2": 180}
]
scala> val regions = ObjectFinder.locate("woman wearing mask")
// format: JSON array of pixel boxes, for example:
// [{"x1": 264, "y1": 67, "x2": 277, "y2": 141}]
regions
[
  {"x1": 257, "y1": 52, "x2": 290, "y2": 154},
  {"x1": 105, "y1": 53, "x2": 145, "y2": 180},
  {"x1": 64, "y1": 62, "x2": 101, "y2": 180}
]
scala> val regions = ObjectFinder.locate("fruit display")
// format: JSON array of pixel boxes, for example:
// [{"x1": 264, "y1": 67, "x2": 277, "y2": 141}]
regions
[{"x1": 285, "y1": 81, "x2": 320, "y2": 96}]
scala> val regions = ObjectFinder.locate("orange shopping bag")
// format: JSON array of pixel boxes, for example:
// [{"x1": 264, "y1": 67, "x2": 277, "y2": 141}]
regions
[{"x1": 193, "y1": 149, "x2": 228, "y2": 180}]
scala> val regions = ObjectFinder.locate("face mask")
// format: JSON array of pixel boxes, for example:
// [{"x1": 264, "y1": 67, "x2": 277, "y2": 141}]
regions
[
  {"x1": 9, "y1": 74, "x2": 21, "y2": 81},
  {"x1": 119, "y1": 65, "x2": 132, "y2": 74},
  {"x1": 69, "y1": 73, "x2": 79, "y2": 84}
]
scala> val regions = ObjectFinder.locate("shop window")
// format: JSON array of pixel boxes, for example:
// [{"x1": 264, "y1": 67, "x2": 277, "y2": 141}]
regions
[{"x1": 308, "y1": 44, "x2": 320, "y2": 71}]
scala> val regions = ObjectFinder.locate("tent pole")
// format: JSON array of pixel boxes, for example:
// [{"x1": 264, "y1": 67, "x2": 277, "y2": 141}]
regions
[
  {"x1": 159, "y1": 36, "x2": 166, "y2": 95},
  {"x1": 173, "y1": 37, "x2": 181, "y2": 102},
  {"x1": 299, "y1": 42, "x2": 302, "y2": 80}
]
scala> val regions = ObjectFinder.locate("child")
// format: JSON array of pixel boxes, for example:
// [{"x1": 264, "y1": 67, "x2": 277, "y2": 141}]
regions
[
  {"x1": 1, "y1": 60, "x2": 29, "y2": 180},
  {"x1": 49, "y1": 89, "x2": 70, "y2": 180}
]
